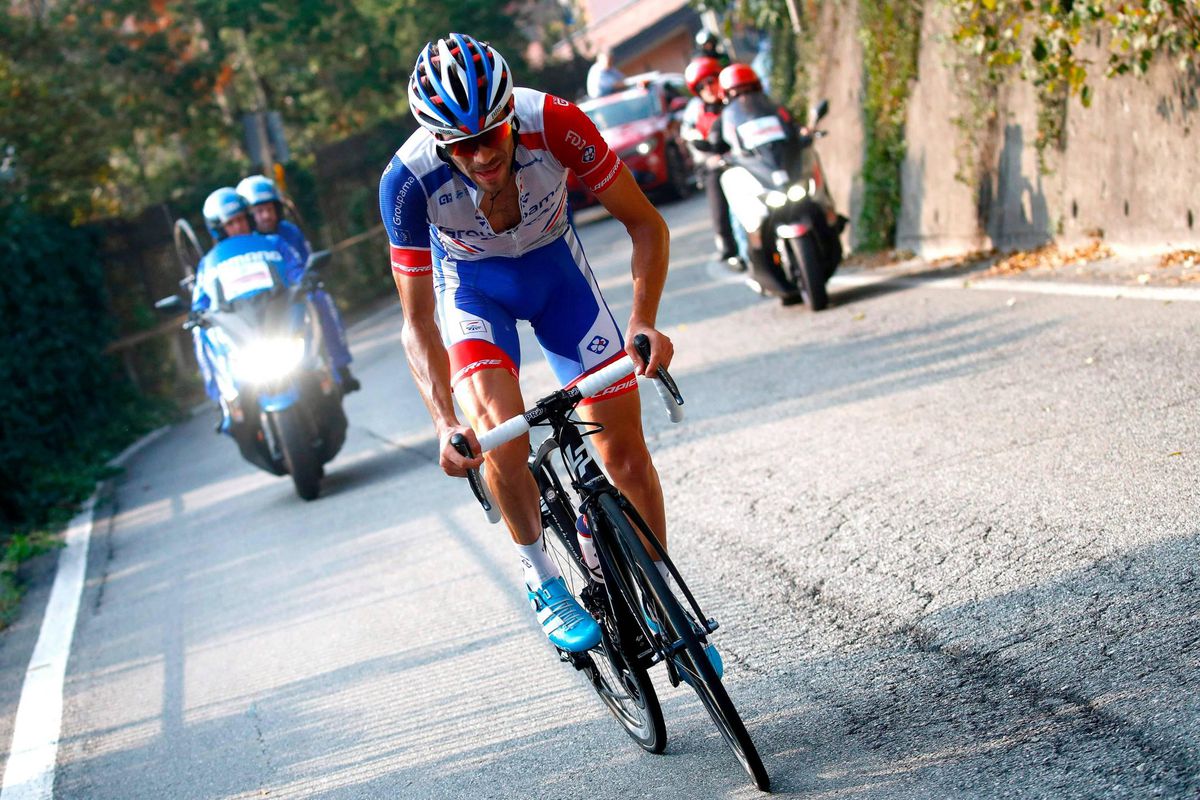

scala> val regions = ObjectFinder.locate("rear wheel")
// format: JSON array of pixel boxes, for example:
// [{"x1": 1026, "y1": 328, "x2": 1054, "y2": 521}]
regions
[
  {"x1": 788, "y1": 235, "x2": 829, "y2": 311},
  {"x1": 173, "y1": 218, "x2": 204, "y2": 282},
  {"x1": 535, "y1": 463, "x2": 666, "y2": 753},
  {"x1": 274, "y1": 407, "x2": 321, "y2": 500},
  {"x1": 596, "y1": 493, "x2": 770, "y2": 790}
]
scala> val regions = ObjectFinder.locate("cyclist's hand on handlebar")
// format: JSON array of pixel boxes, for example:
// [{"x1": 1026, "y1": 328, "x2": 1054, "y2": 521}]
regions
[
  {"x1": 439, "y1": 425, "x2": 483, "y2": 477},
  {"x1": 626, "y1": 324, "x2": 673, "y2": 376}
]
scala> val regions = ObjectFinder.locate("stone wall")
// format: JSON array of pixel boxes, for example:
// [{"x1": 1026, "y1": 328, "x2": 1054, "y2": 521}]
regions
[{"x1": 807, "y1": 0, "x2": 1200, "y2": 256}]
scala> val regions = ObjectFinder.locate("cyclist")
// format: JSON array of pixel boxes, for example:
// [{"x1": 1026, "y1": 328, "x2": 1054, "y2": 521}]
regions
[
  {"x1": 235, "y1": 175, "x2": 360, "y2": 393},
  {"x1": 379, "y1": 32, "x2": 687, "y2": 657},
  {"x1": 681, "y1": 56, "x2": 738, "y2": 269}
]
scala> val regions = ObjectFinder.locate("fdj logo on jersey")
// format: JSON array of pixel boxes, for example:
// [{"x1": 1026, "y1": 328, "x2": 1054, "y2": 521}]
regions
[{"x1": 587, "y1": 336, "x2": 609, "y2": 355}]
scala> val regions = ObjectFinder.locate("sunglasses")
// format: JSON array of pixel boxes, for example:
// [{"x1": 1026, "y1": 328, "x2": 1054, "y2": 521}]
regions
[{"x1": 437, "y1": 118, "x2": 514, "y2": 158}]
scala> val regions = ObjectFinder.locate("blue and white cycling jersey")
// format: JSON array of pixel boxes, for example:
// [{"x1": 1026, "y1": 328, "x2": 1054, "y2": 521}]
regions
[{"x1": 378, "y1": 87, "x2": 635, "y2": 400}]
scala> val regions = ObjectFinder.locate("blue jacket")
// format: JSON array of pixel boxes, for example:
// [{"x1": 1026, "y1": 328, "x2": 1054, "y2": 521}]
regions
[
  {"x1": 275, "y1": 220, "x2": 310, "y2": 265},
  {"x1": 193, "y1": 233, "x2": 303, "y2": 312}
]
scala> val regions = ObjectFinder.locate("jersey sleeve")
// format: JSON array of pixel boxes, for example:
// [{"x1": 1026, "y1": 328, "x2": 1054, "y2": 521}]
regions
[
  {"x1": 378, "y1": 156, "x2": 433, "y2": 276},
  {"x1": 541, "y1": 94, "x2": 622, "y2": 195}
]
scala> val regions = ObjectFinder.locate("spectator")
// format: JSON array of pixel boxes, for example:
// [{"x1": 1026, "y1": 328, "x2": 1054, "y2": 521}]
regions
[{"x1": 586, "y1": 50, "x2": 626, "y2": 98}]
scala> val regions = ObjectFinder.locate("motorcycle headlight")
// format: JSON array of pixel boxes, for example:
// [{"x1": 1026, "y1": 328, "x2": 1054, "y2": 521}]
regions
[
  {"x1": 765, "y1": 191, "x2": 788, "y2": 209},
  {"x1": 787, "y1": 183, "x2": 807, "y2": 202},
  {"x1": 233, "y1": 337, "x2": 306, "y2": 385}
]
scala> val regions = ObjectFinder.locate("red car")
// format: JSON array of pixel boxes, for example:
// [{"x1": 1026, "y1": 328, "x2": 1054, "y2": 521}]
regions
[{"x1": 568, "y1": 75, "x2": 696, "y2": 208}]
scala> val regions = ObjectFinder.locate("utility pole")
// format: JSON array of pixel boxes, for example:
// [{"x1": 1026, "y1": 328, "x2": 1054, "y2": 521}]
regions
[{"x1": 233, "y1": 28, "x2": 274, "y2": 172}]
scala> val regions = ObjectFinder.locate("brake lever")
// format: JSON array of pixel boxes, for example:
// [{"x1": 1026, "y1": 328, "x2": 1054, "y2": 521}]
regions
[{"x1": 450, "y1": 433, "x2": 501, "y2": 523}]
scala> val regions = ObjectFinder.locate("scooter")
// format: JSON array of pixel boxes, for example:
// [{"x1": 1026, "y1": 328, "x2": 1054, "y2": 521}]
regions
[
  {"x1": 157, "y1": 250, "x2": 348, "y2": 500},
  {"x1": 719, "y1": 98, "x2": 846, "y2": 310}
]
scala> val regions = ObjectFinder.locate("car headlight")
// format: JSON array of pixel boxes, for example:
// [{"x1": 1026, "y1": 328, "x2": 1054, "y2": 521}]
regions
[
  {"x1": 635, "y1": 140, "x2": 654, "y2": 156},
  {"x1": 764, "y1": 191, "x2": 788, "y2": 209},
  {"x1": 787, "y1": 183, "x2": 807, "y2": 202},
  {"x1": 233, "y1": 337, "x2": 306, "y2": 384}
]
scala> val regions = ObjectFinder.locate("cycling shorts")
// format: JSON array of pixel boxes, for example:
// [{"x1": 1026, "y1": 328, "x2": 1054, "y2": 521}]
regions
[{"x1": 437, "y1": 226, "x2": 636, "y2": 404}]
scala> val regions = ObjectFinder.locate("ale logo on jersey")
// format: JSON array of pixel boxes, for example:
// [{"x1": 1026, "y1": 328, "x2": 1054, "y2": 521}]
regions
[{"x1": 587, "y1": 335, "x2": 609, "y2": 354}]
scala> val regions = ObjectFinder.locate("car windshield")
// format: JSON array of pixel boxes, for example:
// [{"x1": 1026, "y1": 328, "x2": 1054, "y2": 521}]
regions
[{"x1": 584, "y1": 93, "x2": 658, "y2": 130}]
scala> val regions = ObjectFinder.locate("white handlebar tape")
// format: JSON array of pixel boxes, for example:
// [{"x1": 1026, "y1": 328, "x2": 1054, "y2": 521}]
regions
[
  {"x1": 478, "y1": 462, "x2": 502, "y2": 524},
  {"x1": 575, "y1": 358, "x2": 638, "y2": 399},
  {"x1": 650, "y1": 377, "x2": 685, "y2": 422},
  {"x1": 477, "y1": 415, "x2": 532, "y2": 454}
]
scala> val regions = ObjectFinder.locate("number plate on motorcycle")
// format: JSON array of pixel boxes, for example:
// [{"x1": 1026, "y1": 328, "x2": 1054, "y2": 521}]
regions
[
  {"x1": 737, "y1": 116, "x2": 787, "y2": 150},
  {"x1": 216, "y1": 257, "x2": 275, "y2": 299}
]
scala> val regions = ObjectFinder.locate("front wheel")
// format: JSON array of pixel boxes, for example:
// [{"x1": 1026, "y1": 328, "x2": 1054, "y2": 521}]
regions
[
  {"x1": 787, "y1": 235, "x2": 829, "y2": 311},
  {"x1": 594, "y1": 493, "x2": 770, "y2": 790},
  {"x1": 273, "y1": 407, "x2": 321, "y2": 501},
  {"x1": 535, "y1": 464, "x2": 666, "y2": 753}
]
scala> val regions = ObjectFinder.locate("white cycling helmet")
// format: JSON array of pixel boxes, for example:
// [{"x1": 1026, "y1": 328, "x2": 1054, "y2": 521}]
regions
[
  {"x1": 235, "y1": 175, "x2": 280, "y2": 207},
  {"x1": 407, "y1": 32, "x2": 515, "y2": 140},
  {"x1": 202, "y1": 187, "x2": 247, "y2": 241}
]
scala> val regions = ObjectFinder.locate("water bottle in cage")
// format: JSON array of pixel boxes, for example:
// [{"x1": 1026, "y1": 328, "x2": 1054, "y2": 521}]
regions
[{"x1": 575, "y1": 515, "x2": 605, "y2": 583}]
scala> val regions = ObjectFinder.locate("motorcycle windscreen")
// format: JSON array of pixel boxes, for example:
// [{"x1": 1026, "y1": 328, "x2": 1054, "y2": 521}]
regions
[
  {"x1": 212, "y1": 253, "x2": 283, "y2": 306},
  {"x1": 722, "y1": 96, "x2": 803, "y2": 179}
]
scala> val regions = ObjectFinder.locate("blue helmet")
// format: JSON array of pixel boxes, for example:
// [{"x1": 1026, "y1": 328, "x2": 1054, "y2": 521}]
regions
[
  {"x1": 407, "y1": 33, "x2": 515, "y2": 140},
  {"x1": 202, "y1": 187, "x2": 248, "y2": 241},
  {"x1": 235, "y1": 175, "x2": 280, "y2": 207}
]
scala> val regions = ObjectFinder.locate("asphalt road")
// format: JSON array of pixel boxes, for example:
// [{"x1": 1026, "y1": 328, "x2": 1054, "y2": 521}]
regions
[{"x1": 3, "y1": 193, "x2": 1198, "y2": 799}]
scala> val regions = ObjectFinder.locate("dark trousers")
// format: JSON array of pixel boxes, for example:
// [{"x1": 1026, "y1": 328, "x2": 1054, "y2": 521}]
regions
[{"x1": 705, "y1": 166, "x2": 736, "y2": 258}]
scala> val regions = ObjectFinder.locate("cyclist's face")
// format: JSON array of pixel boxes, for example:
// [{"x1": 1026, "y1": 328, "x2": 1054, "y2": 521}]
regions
[
  {"x1": 251, "y1": 202, "x2": 278, "y2": 232},
  {"x1": 443, "y1": 122, "x2": 515, "y2": 193}
]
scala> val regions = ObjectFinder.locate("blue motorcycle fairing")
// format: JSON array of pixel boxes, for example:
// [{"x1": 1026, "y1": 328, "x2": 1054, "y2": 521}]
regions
[{"x1": 258, "y1": 387, "x2": 302, "y2": 412}]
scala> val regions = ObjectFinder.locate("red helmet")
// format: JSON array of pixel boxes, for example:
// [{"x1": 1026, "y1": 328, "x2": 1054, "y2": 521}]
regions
[
  {"x1": 685, "y1": 56, "x2": 723, "y2": 94},
  {"x1": 718, "y1": 63, "x2": 761, "y2": 96}
]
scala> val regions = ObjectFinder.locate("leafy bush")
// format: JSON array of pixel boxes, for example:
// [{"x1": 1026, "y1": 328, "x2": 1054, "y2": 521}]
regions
[{"x1": 0, "y1": 199, "x2": 167, "y2": 534}]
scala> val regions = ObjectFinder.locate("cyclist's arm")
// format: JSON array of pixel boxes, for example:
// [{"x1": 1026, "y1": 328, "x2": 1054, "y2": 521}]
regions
[
  {"x1": 541, "y1": 93, "x2": 673, "y2": 374},
  {"x1": 392, "y1": 275, "x2": 483, "y2": 475},
  {"x1": 595, "y1": 168, "x2": 672, "y2": 375}
]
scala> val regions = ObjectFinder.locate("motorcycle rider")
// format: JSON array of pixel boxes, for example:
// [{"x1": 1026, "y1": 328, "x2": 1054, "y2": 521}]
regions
[
  {"x1": 193, "y1": 188, "x2": 305, "y2": 462},
  {"x1": 380, "y1": 33, "x2": 719, "y2": 674},
  {"x1": 235, "y1": 175, "x2": 360, "y2": 393},
  {"x1": 681, "y1": 56, "x2": 738, "y2": 269}
]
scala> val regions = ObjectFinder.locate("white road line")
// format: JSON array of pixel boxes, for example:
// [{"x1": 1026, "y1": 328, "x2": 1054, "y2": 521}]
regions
[
  {"x1": 831, "y1": 272, "x2": 1200, "y2": 303},
  {"x1": 0, "y1": 426, "x2": 168, "y2": 800}
]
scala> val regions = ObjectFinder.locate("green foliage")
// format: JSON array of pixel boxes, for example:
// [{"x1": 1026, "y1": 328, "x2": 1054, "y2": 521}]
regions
[
  {"x1": 857, "y1": 0, "x2": 924, "y2": 251},
  {"x1": 2, "y1": 2, "x2": 528, "y2": 222},
  {"x1": 944, "y1": 0, "x2": 1200, "y2": 163},
  {"x1": 0, "y1": 199, "x2": 169, "y2": 535}
]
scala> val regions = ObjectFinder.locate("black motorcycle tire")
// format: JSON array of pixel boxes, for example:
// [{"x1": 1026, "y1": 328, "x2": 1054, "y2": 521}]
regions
[
  {"x1": 790, "y1": 235, "x2": 829, "y2": 312},
  {"x1": 274, "y1": 407, "x2": 322, "y2": 501},
  {"x1": 663, "y1": 146, "x2": 692, "y2": 201}
]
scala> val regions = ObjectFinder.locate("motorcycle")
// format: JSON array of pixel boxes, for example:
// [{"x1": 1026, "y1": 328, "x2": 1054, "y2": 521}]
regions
[
  {"x1": 156, "y1": 248, "x2": 348, "y2": 501},
  {"x1": 719, "y1": 98, "x2": 846, "y2": 310}
]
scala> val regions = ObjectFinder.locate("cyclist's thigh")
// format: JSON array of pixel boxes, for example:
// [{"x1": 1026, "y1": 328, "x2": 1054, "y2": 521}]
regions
[
  {"x1": 436, "y1": 257, "x2": 523, "y2": 388},
  {"x1": 528, "y1": 228, "x2": 628, "y2": 390}
]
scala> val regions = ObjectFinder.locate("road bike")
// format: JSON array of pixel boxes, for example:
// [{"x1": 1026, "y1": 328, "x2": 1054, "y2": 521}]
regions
[{"x1": 452, "y1": 336, "x2": 770, "y2": 791}]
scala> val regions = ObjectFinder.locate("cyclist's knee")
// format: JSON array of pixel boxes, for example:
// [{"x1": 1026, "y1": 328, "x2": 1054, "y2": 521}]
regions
[{"x1": 602, "y1": 441, "x2": 657, "y2": 488}]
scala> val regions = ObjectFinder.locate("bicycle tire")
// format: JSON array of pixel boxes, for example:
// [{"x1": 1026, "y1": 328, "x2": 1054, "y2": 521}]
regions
[
  {"x1": 534, "y1": 464, "x2": 666, "y2": 753},
  {"x1": 595, "y1": 492, "x2": 770, "y2": 791}
]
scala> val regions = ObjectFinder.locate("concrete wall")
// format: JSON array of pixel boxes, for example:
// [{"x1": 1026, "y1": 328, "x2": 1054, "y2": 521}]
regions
[{"x1": 809, "y1": 1, "x2": 1200, "y2": 256}]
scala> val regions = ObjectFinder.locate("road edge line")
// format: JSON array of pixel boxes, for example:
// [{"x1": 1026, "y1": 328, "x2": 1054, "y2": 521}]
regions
[{"x1": 0, "y1": 425, "x2": 170, "y2": 799}]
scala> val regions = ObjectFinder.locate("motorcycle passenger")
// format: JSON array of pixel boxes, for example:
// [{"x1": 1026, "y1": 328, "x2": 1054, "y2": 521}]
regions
[
  {"x1": 380, "y1": 33, "x2": 719, "y2": 673},
  {"x1": 193, "y1": 188, "x2": 304, "y2": 449},
  {"x1": 681, "y1": 56, "x2": 738, "y2": 269},
  {"x1": 235, "y1": 175, "x2": 360, "y2": 394},
  {"x1": 711, "y1": 63, "x2": 802, "y2": 275}
]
